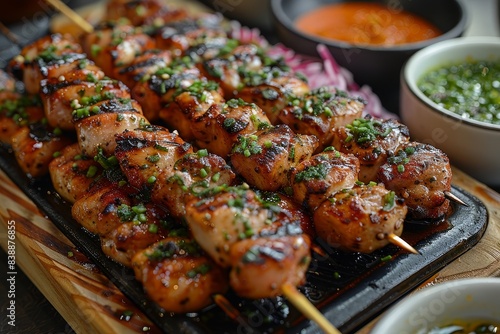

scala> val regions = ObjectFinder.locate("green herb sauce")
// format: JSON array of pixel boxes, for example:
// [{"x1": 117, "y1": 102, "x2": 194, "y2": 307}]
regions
[{"x1": 418, "y1": 59, "x2": 500, "y2": 125}]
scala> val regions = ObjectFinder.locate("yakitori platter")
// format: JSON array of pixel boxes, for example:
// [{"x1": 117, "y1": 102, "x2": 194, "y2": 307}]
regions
[{"x1": 0, "y1": 0, "x2": 488, "y2": 333}]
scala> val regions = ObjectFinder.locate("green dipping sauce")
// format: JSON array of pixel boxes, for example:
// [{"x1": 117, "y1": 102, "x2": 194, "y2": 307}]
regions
[{"x1": 418, "y1": 59, "x2": 500, "y2": 125}]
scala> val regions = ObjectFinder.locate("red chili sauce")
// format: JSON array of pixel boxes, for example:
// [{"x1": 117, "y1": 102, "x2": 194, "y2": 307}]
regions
[{"x1": 295, "y1": 2, "x2": 442, "y2": 46}]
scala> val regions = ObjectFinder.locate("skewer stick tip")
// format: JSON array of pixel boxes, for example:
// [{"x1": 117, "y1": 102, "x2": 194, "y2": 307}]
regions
[
  {"x1": 44, "y1": 0, "x2": 94, "y2": 34},
  {"x1": 213, "y1": 294, "x2": 240, "y2": 320},
  {"x1": 444, "y1": 191, "x2": 468, "y2": 206},
  {"x1": 387, "y1": 233, "x2": 419, "y2": 255},
  {"x1": 281, "y1": 283, "x2": 342, "y2": 334}
]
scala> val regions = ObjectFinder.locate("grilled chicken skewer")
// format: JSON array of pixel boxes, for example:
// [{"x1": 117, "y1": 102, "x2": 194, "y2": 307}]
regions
[{"x1": 184, "y1": 184, "x2": 312, "y2": 299}]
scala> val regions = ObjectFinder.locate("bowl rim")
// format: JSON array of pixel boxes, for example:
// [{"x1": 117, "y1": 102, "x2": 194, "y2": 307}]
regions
[
  {"x1": 372, "y1": 277, "x2": 500, "y2": 333},
  {"x1": 270, "y1": 0, "x2": 468, "y2": 52},
  {"x1": 403, "y1": 36, "x2": 500, "y2": 132}
]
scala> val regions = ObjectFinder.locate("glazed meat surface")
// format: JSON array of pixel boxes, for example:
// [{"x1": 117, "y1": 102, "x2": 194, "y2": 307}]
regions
[
  {"x1": 332, "y1": 115, "x2": 410, "y2": 183},
  {"x1": 290, "y1": 148, "x2": 360, "y2": 211},
  {"x1": 132, "y1": 237, "x2": 229, "y2": 313},
  {"x1": 230, "y1": 124, "x2": 319, "y2": 191},
  {"x1": 314, "y1": 184, "x2": 407, "y2": 253},
  {"x1": 378, "y1": 142, "x2": 452, "y2": 220}
]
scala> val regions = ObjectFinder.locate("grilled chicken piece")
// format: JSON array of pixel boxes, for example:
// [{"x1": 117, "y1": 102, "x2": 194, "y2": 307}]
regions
[
  {"x1": 151, "y1": 150, "x2": 236, "y2": 218},
  {"x1": 72, "y1": 180, "x2": 136, "y2": 235},
  {"x1": 237, "y1": 75, "x2": 310, "y2": 125},
  {"x1": 378, "y1": 142, "x2": 452, "y2": 220},
  {"x1": 193, "y1": 98, "x2": 271, "y2": 159},
  {"x1": 132, "y1": 63, "x2": 203, "y2": 121},
  {"x1": 131, "y1": 237, "x2": 229, "y2": 313},
  {"x1": 332, "y1": 115, "x2": 410, "y2": 183},
  {"x1": 230, "y1": 124, "x2": 318, "y2": 191},
  {"x1": 160, "y1": 79, "x2": 225, "y2": 141},
  {"x1": 232, "y1": 51, "x2": 310, "y2": 123},
  {"x1": 51, "y1": 59, "x2": 106, "y2": 84},
  {"x1": 101, "y1": 203, "x2": 177, "y2": 266},
  {"x1": 313, "y1": 184, "x2": 407, "y2": 253},
  {"x1": 10, "y1": 123, "x2": 73, "y2": 177},
  {"x1": 105, "y1": 0, "x2": 188, "y2": 27},
  {"x1": 154, "y1": 14, "x2": 227, "y2": 57},
  {"x1": 280, "y1": 87, "x2": 365, "y2": 151},
  {"x1": 185, "y1": 186, "x2": 271, "y2": 267},
  {"x1": 0, "y1": 93, "x2": 44, "y2": 145},
  {"x1": 114, "y1": 125, "x2": 193, "y2": 191},
  {"x1": 113, "y1": 49, "x2": 172, "y2": 89},
  {"x1": 185, "y1": 186, "x2": 311, "y2": 298},
  {"x1": 201, "y1": 43, "x2": 263, "y2": 97},
  {"x1": 290, "y1": 148, "x2": 360, "y2": 211},
  {"x1": 8, "y1": 34, "x2": 83, "y2": 94},
  {"x1": 40, "y1": 78, "x2": 133, "y2": 131},
  {"x1": 81, "y1": 23, "x2": 155, "y2": 76},
  {"x1": 48, "y1": 143, "x2": 101, "y2": 203},
  {"x1": 268, "y1": 192, "x2": 316, "y2": 239},
  {"x1": 229, "y1": 233, "x2": 310, "y2": 299},
  {"x1": 74, "y1": 98, "x2": 148, "y2": 157}
]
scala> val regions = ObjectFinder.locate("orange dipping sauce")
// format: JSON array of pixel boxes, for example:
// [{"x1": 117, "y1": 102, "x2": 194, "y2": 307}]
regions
[{"x1": 295, "y1": 2, "x2": 442, "y2": 46}]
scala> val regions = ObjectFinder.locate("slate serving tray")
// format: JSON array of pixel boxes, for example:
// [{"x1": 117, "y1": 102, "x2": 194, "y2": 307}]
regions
[{"x1": 0, "y1": 144, "x2": 488, "y2": 334}]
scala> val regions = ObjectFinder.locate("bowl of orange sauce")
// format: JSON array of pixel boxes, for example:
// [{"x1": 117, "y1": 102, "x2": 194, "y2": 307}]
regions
[{"x1": 271, "y1": 0, "x2": 467, "y2": 113}]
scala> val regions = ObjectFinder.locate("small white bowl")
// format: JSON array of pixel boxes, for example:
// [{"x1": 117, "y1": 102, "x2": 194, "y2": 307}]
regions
[
  {"x1": 371, "y1": 278, "x2": 500, "y2": 334},
  {"x1": 400, "y1": 36, "x2": 500, "y2": 187}
]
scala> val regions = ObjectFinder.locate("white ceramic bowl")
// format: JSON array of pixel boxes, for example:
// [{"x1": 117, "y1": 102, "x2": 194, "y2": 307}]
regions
[
  {"x1": 400, "y1": 36, "x2": 500, "y2": 187},
  {"x1": 371, "y1": 278, "x2": 500, "y2": 334}
]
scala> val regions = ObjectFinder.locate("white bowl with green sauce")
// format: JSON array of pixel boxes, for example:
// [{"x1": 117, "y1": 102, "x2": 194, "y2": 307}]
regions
[
  {"x1": 400, "y1": 36, "x2": 500, "y2": 187},
  {"x1": 371, "y1": 277, "x2": 500, "y2": 334}
]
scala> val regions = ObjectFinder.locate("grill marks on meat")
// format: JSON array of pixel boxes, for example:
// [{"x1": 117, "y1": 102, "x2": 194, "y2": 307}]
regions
[
  {"x1": 378, "y1": 142, "x2": 452, "y2": 220},
  {"x1": 230, "y1": 124, "x2": 318, "y2": 191},
  {"x1": 184, "y1": 186, "x2": 311, "y2": 298},
  {"x1": 49, "y1": 143, "x2": 101, "y2": 203},
  {"x1": 290, "y1": 149, "x2": 360, "y2": 211},
  {"x1": 131, "y1": 237, "x2": 229, "y2": 313},
  {"x1": 280, "y1": 87, "x2": 365, "y2": 152},
  {"x1": 114, "y1": 126, "x2": 192, "y2": 190},
  {"x1": 313, "y1": 184, "x2": 407, "y2": 253},
  {"x1": 332, "y1": 115, "x2": 410, "y2": 183},
  {"x1": 9, "y1": 34, "x2": 84, "y2": 95}
]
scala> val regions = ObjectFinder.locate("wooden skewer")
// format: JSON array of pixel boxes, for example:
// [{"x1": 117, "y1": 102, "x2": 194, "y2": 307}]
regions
[
  {"x1": 44, "y1": 0, "x2": 94, "y2": 34},
  {"x1": 444, "y1": 191, "x2": 468, "y2": 206},
  {"x1": 282, "y1": 282, "x2": 342, "y2": 334},
  {"x1": 387, "y1": 233, "x2": 419, "y2": 254},
  {"x1": 0, "y1": 21, "x2": 21, "y2": 46},
  {"x1": 212, "y1": 294, "x2": 241, "y2": 321}
]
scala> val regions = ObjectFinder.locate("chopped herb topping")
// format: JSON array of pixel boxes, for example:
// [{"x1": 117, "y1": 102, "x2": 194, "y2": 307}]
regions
[
  {"x1": 146, "y1": 153, "x2": 160, "y2": 163},
  {"x1": 387, "y1": 145, "x2": 416, "y2": 173},
  {"x1": 146, "y1": 239, "x2": 201, "y2": 261},
  {"x1": 117, "y1": 203, "x2": 148, "y2": 224},
  {"x1": 94, "y1": 147, "x2": 119, "y2": 170},
  {"x1": 186, "y1": 263, "x2": 212, "y2": 278},
  {"x1": 294, "y1": 162, "x2": 330, "y2": 182},
  {"x1": 344, "y1": 117, "x2": 392, "y2": 144},
  {"x1": 382, "y1": 191, "x2": 396, "y2": 211},
  {"x1": 232, "y1": 135, "x2": 262, "y2": 157}
]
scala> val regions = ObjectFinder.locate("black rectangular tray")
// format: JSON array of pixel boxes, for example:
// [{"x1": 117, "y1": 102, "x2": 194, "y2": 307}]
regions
[{"x1": 0, "y1": 145, "x2": 488, "y2": 334}]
